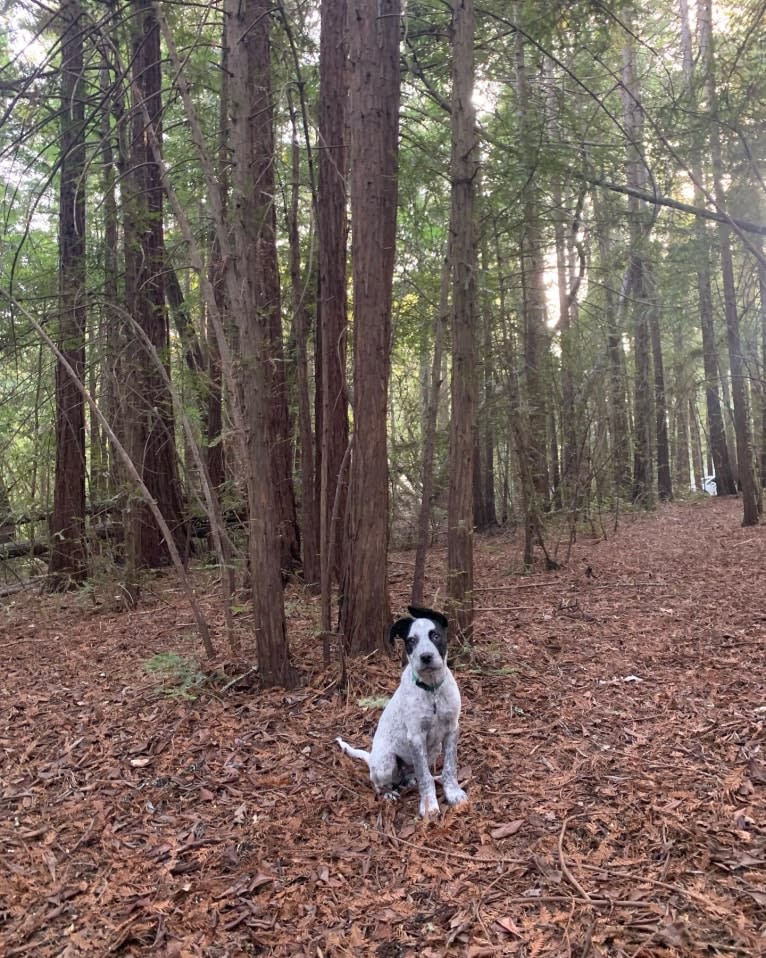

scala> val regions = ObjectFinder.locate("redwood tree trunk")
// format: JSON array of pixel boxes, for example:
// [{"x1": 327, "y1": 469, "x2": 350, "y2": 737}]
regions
[
  {"x1": 49, "y1": 0, "x2": 87, "y2": 587},
  {"x1": 243, "y1": 0, "x2": 300, "y2": 573},
  {"x1": 226, "y1": 0, "x2": 295, "y2": 686},
  {"x1": 123, "y1": 0, "x2": 186, "y2": 570},
  {"x1": 678, "y1": 0, "x2": 736, "y2": 497},
  {"x1": 340, "y1": 0, "x2": 400, "y2": 654},
  {"x1": 700, "y1": 0, "x2": 760, "y2": 524}
]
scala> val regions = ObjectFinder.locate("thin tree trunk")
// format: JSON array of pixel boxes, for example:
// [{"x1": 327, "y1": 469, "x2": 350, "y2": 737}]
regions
[
  {"x1": 672, "y1": 322, "x2": 692, "y2": 494},
  {"x1": 49, "y1": 0, "x2": 87, "y2": 587},
  {"x1": 473, "y1": 200, "x2": 497, "y2": 531},
  {"x1": 286, "y1": 90, "x2": 320, "y2": 590},
  {"x1": 317, "y1": 0, "x2": 349, "y2": 631},
  {"x1": 595, "y1": 198, "x2": 631, "y2": 498},
  {"x1": 620, "y1": 33, "x2": 654, "y2": 508},
  {"x1": 759, "y1": 242, "x2": 766, "y2": 485},
  {"x1": 513, "y1": 6, "x2": 549, "y2": 511},
  {"x1": 206, "y1": 24, "x2": 228, "y2": 493},
  {"x1": 689, "y1": 396, "x2": 705, "y2": 491},
  {"x1": 412, "y1": 252, "x2": 450, "y2": 607},
  {"x1": 447, "y1": 0, "x2": 477, "y2": 642},
  {"x1": 101, "y1": 58, "x2": 120, "y2": 496},
  {"x1": 647, "y1": 271, "x2": 672, "y2": 500},
  {"x1": 339, "y1": 0, "x2": 400, "y2": 654}
]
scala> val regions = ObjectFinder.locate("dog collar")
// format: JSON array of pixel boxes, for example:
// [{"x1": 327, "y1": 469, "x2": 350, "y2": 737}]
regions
[{"x1": 412, "y1": 671, "x2": 444, "y2": 693}]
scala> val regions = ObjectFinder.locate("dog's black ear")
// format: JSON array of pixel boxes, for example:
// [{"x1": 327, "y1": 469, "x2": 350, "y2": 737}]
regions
[
  {"x1": 389, "y1": 617, "x2": 413, "y2": 645},
  {"x1": 408, "y1": 606, "x2": 448, "y2": 630}
]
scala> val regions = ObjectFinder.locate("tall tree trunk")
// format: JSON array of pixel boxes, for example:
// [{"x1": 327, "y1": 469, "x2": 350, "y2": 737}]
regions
[
  {"x1": 242, "y1": 0, "x2": 300, "y2": 573},
  {"x1": 647, "y1": 271, "x2": 672, "y2": 500},
  {"x1": 552, "y1": 173, "x2": 579, "y2": 512},
  {"x1": 286, "y1": 91, "x2": 320, "y2": 590},
  {"x1": 689, "y1": 396, "x2": 705, "y2": 491},
  {"x1": 227, "y1": 0, "x2": 296, "y2": 686},
  {"x1": 102, "y1": 47, "x2": 123, "y2": 497},
  {"x1": 678, "y1": 0, "x2": 736, "y2": 496},
  {"x1": 759, "y1": 242, "x2": 766, "y2": 486},
  {"x1": 412, "y1": 252, "x2": 450, "y2": 607},
  {"x1": 621, "y1": 33, "x2": 654, "y2": 508},
  {"x1": 317, "y1": 0, "x2": 349, "y2": 629},
  {"x1": 123, "y1": 0, "x2": 186, "y2": 570},
  {"x1": 513, "y1": 6, "x2": 549, "y2": 512},
  {"x1": 699, "y1": 0, "x2": 760, "y2": 525},
  {"x1": 595, "y1": 197, "x2": 631, "y2": 498},
  {"x1": 473, "y1": 201, "x2": 497, "y2": 532},
  {"x1": 447, "y1": 0, "x2": 477, "y2": 642},
  {"x1": 206, "y1": 24, "x2": 228, "y2": 493},
  {"x1": 672, "y1": 322, "x2": 692, "y2": 494},
  {"x1": 340, "y1": 0, "x2": 400, "y2": 654},
  {"x1": 49, "y1": 0, "x2": 87, "y2": 587}
]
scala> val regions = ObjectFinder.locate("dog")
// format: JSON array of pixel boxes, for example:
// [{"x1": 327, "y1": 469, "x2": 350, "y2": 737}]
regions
[{"x1": 336, "y1": 605, "x2": 467, "y2": 818}]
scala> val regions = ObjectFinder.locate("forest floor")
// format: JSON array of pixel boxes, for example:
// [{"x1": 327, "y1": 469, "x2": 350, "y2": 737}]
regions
[{"x1": 1, "y1": 496, "x2": 765, "y2": 958}]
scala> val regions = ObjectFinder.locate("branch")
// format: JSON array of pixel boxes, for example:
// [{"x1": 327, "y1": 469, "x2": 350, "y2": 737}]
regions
[{"x1": 570, "y1": 168, "x2": 766, "y2": 238}]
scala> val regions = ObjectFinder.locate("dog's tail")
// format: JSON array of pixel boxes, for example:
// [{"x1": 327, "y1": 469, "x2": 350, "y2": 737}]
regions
[{"x1": 335, "y1": 736, "x2": 371, "y2": 766}]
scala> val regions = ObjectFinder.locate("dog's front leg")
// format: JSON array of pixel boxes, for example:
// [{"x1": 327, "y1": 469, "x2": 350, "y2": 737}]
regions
[
  {"x1": 408, "y1": 737, "x2": 439, "y2": 817},
  {"x1": 441, "y1": 725, "x2": 467, "y2": 806}
]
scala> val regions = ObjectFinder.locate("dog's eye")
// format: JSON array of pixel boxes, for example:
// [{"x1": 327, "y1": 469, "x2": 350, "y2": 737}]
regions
[{"x1": 429, "y1": 630, "x2": 438, "y2": 641}]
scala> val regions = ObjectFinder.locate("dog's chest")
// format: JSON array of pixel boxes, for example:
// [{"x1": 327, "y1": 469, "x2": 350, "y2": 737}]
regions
[{"x1": 414, "y1": 685, "x2": 457, "y2": 735}]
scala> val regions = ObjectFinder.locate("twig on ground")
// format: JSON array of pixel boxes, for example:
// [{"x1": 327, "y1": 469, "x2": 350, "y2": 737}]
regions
[{"x1": 558, "y1": 816, "x2": 592, "y2": 901}]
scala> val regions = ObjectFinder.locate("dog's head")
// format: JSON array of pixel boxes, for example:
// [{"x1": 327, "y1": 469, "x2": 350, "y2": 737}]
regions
[{"x1": 389, "y1": 606, "x2": 449, "y2": 682}]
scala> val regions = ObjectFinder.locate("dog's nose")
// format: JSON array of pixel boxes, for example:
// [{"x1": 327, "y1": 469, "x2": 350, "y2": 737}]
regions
[{"x1": 420, "y1": 652, "x2": 434, "y2": 666}]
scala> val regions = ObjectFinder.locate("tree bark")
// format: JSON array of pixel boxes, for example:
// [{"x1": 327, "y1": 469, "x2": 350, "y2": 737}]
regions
[
  {"x1": 513, "y1": 5, "x2": 549, "y2": 510},
  {"x1": 447, "y1": 0, "x2": 477, "y2": 642},
  {"x1": 759, "y1": 242, "x2": 766, "y2": 486},
  {"x1": 412, "y1": 253, "x2": 450, "y2": 607},
  {"x1": 49, "y1": 0, "x2": 87, "y2": 587},
  {"x1": 647, "y1": 271, "x2": 672, "y2": 500},
  {"x1": 317, "y1": 0, "x2": 349, "y2": 626},
  {"x1": 226, "y1": 0, "x2": 296, "y2": 685},
  {"x1": 678, "y1": 0, "x2": 736, "y2": 497},
  {"x1": 340, "y1": 0, "x2": 400, "y2": 654},
  {"x1": 242, "y1": 0, "x2": 300, "y2": 573},
  {"x1": 594, "y1": 195, "x2": 631, "y2": 499},
  {"x1": 620, "y1": 33, "x2": 654, "y2": 508},
  {"x1": 700, "y1": 0, "x2": 760, "y2": 525},
  {"x1": 122, "y1": 0, "x2": 187, "y2": 571},
  {"x1": 286, "y1": 91, "x2": 320, "y2": 590}
]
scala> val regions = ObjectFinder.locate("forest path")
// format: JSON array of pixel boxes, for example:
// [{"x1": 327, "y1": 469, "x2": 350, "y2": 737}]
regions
[{"x1": 1, "y1": 497, "x2": 764, "y2": 956}]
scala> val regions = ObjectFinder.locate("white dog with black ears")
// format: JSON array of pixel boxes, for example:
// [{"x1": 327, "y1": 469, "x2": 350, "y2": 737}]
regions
[{"x1": 336, "y1": 605, "x2": 468, "y2": 818}]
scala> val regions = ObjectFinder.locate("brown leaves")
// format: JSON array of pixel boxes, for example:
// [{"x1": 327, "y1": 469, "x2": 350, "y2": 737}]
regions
[
  {"x1": 2, "y1": 501, "x2": 766, "y2": 955},
  {"x1": 490, "y1": 818, "x2": 525, "y2": 839}
]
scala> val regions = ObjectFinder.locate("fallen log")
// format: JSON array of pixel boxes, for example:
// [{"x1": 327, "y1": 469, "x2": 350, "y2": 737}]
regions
[{"x1": 0, "y1": 539, "x2": 48, "y2": 560}]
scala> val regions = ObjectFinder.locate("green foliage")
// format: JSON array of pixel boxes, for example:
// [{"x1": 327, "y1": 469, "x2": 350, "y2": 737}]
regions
[
  {"x1": 357, "y1": 695, "x2": 391, "y2": 710},
  {"x1": 143, "y1": 651, "x2": 208, "y2": 700}
]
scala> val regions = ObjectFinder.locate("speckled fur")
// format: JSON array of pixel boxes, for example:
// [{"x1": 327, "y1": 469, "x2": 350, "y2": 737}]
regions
[{"x1": 336, "y1": 606, "x2": 468, "y2": 818}]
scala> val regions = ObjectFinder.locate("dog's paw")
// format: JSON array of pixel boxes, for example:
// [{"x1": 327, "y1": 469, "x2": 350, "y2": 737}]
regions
[
  {"x1": 444, "y1": 784, "x2": 468, "y2": 806},
  {"x1": 381, "y1": 790, "x2": 400, "y2": 802},
  {"x1": 419, "y1": 792, "x2": 440, "y2": 818}
]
